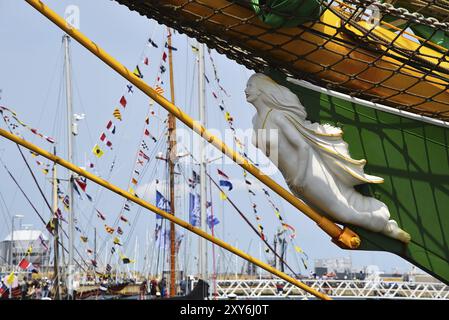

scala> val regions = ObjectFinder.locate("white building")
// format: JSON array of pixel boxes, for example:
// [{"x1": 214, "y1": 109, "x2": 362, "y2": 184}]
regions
[
  {"x1": 0, "y1": 230, "x2": 50, "y2": 267},
  {"x1": 314, "y1": 257, "x2": 352, "y2": 273}
]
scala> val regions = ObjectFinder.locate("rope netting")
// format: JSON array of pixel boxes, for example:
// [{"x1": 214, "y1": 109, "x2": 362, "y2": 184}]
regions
[
  {"x1": 387, "y1": 1, "x2": 449, "y2": 22},
  {"x1": 114, "y1": 0, "x2": 449, "y2": 120}
]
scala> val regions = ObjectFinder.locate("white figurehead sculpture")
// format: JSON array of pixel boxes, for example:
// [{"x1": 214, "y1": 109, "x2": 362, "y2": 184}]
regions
[{"x1": 245, "y1": 73, "x2": 411, "y2": 243}]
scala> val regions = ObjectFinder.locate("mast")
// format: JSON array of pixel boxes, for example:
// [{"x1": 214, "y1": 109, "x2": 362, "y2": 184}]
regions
[
  {"x1": 63, "y1": 34, "x2": 75, "y2": 300},
  {"x1": 198, "y1": 42, "x2": 208, "y2": 283},
  {"x1": 52, "y1": 146, "x2": 60, "y2": 299},
  {"x1": 94, "y1": 228, "x2": 97, "y2": 263},
  {"x1": 94, "y1": 227, "x2": 97, "y2": 282},
  {"x1": 167, "y1": 27, "x2": 177, "y2": 297}
]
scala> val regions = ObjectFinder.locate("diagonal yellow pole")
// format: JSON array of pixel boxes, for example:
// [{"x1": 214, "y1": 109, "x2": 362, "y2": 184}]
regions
[
  {"x1": 24, "y1": 0, "x2": 360, "y2": 249},
  {"x1": 0, "y1": 128, "x2": 331, "y2": 300}
]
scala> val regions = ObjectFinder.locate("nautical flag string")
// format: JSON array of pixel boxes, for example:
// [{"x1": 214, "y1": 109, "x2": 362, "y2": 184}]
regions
[
  {"x1": 203, "y1": 51, "x2": 275, "y2": 253},
  {"x1": 91, "y1": 30, "x2": 174, "y2": 260},
  {"x1": 1, "y1": 106, "x2": 56, "y2": 143}
]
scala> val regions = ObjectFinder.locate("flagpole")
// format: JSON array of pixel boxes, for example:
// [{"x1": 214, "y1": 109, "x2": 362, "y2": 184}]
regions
[
  {"x1": 63, "y1": 34, "x2": 75, "y2": 300},
  {"x1": 9, "y1": 217, "x2": 14, "y2": 299},
  {"x1": 167, "y1": 27, "x2": 177, "y2": 298},
  {"x1": 52, "y1": 146, "x2": 60, "y2": 299},
  {"x1": 198, "y1": 41, "x2": 208, "y2": 290},
  {"x1": 94, "y1": 227, "x2": 97, "y2": 283}
]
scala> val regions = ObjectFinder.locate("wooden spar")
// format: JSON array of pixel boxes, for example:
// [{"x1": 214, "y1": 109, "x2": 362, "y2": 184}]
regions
[
  {"x1": 167, "y1": 27, "x2": 177, "y2": 298},
  {"x1": 23, "y1": 0, "x2": 361, "y2": 250},
  {"x1": 0, "y1": 128, "x2": 331, "y2": 300}
]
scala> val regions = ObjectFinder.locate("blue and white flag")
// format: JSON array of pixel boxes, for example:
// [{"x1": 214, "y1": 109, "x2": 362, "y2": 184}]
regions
[
  {"x1": 189, "y1": 193, "x2": 201, "y2": 227},
  {"x1": 219, "y1": 180, "x2": 233, "y2": 191},
  {"x1": 206, "y1": 201, "x2": 219, "y2": 229},
  {"x1": 156, "y1": 191, "x2": 170, "y2": 219}
]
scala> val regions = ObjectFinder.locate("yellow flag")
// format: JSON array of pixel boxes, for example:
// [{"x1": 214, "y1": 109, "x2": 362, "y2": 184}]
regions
[
  {"x1": 119, "y1": 253, "x2": 134, "y2": 264},
  {"x1": 113, "y1": 108, "x2": 122, "y2": 121},
  {"x1": 219, "y1": 191, "x2": 227, "y2": 200},
  {"x1": 105, "y1": 225, "x2": 115, "y2": 234},
  {"x1": 191, "y1": 45, "x2": 199, "y2": 53},
  {"x1": 128, "y1": 187, "x2": 136, "y2": 196},
  {"x1": 92, "y1": 144, "x2": 104, "y2": 158},
  {"x1": 113, "y1": 237, "x2": 122, "y2": 246},
  {"x1": 6, "y1": 272, "x2": 15, "y2": 286},
  {"x1": 225, "y1": 112, "x2": 233, "y2": 122},
  {"x1": 294, "y1": 246, "x2": 304, "y2": 254},
  {"x1": 133, "y1": 66, "x2": 143, "y2": 79},
  {"x1": 26, "y1": 246, "x2": 33, "y2": 256}
]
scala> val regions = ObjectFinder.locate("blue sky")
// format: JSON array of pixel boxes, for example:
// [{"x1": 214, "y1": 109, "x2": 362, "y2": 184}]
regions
[{"x1": 0, "y1": 0, "x2": 418, "y2": 276}]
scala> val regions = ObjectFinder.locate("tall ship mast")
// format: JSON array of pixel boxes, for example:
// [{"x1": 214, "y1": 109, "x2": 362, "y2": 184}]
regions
[{"x1": 63, "y1": 34, "x2": 76, "y2": 300}]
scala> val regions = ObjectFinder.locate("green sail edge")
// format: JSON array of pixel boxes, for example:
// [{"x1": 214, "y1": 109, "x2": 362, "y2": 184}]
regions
[{"x1": 251, "y1": 0, "x2": 322, "y2": 28}]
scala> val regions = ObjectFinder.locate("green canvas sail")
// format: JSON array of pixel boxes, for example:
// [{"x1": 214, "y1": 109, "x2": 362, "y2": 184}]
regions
[{"x1": 269, "y1": 71, "x2": 449, "y2": 284}]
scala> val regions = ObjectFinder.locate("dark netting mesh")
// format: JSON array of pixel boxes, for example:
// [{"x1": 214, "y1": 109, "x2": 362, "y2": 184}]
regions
[
  {"x1": 388, "y1": 1, "x2": 449, "y2": 22},
  {"x1": 113, "y1": 0, "x2": 449, "y2": 120}
]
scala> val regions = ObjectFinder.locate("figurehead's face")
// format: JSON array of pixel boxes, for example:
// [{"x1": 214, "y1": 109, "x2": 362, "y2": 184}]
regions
[{"x1": 245, "y1": 78, "x2": 261, "y2": 104}]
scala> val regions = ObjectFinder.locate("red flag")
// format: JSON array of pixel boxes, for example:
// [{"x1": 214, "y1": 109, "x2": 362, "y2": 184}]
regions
[
  {"x1": 217, "y1": 169, "x2": 229, "y2": 179},
  {"x1": 139, "y1": 150, "x2": 149, "y2": 161},
  {"x1": 19, "y1": 259, "x2": 37, "y2": 273},
  {"x1": 106, "y1": 121, "x2": 116, "y2": 134},
  {"x1": 19, "y1": 258, "x2": 31, "y2": 270},
  {"x1": 100, "y1": 133, "x2": 112, "y2": 149},
  {"x1": 144, "y1": 57, "x2": 149, "y2": 65},
  {"x1": 76, "y1": 178, "x2": 87, "y2": 192},
  {"x1": 120, "y1": 96, "x2": 127, "y2": 108},
  {"x1": 162, "y1": 52, "x2": 167, "y2": 62},
  {"x1": 144, "y1": 129, "x2": 150, "y2": 136}
]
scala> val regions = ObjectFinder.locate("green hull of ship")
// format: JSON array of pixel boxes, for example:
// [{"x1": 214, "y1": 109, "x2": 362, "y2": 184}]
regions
[{"x1": 270, "y1": 72, "x2": 449, "y2": 284}]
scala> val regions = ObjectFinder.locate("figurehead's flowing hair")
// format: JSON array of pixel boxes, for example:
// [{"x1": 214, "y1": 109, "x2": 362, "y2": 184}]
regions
[{"x1": 247, "y1": 73, "x2": 342, "y2": 136}]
